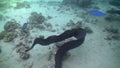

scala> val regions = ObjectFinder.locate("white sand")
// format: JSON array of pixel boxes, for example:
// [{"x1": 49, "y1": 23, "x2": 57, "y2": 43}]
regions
[{"x1": 0, "y1": 1, "x2": 120, "y2": 68}]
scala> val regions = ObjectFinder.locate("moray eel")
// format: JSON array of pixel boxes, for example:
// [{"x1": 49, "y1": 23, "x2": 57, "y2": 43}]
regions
[{"x1": 26, "y1": 28, "x2": 86, "y2": 68}]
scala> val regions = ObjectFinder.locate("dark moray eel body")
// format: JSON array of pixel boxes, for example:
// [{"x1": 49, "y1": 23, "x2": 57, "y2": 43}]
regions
[{"x1": 26, "y1": 28, "x2": 86, "y2": 68}]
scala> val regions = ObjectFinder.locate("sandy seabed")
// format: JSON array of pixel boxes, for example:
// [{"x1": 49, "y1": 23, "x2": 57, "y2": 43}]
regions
[{"x1": 0, "y1": 1, "x2": 120, "y2": 68}]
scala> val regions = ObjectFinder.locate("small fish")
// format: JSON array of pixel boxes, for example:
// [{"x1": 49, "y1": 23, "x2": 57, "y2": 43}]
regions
[
  {"x1": 89, "y1": 10, "x2": 105, "y2": 16},
  {"x1": 21, "y1": 22, "x2": 28, "y2": 30}
]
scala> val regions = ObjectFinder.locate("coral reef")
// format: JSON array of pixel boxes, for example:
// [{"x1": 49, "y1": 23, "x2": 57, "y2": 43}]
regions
[
  {"x1": 109, "y1": 0, "x2": 120, "y2": 6},
  {"x1": 107, "y1": 9, "x2": 120, "y2": 15},
  {"x1": 29, "y1": 12, "x2": 45, "y2": 28},
  {"x1": 14, "y1": 1, "x2": 30, "y2": 9},
  {"x1": 104, "y1": 27, "x2": 119, "y2": 34},
  {"x1": 104, "y1": 26, "x2": 120, "y2": 40},
  {"x1": 44, "y1": 22, "x2": 53, "y2": 31},
  {"x1": 0, "y1": 14, "x2": 5, "y2": 21},
  {"x1": 19, "y1": 52, "x2": 30, "y2": 60},
  {"x1": 66, "y1": 20, "x2": 76, "y2": 27},
  {"x1": 28, "y1": 12, "x2": 54, "y2": 31},
  {"x1": 4, "y1": 19, "x2": 21, "y2": 32},
  {"x1": 0, "y1": 31, "x2": 6, "y2": 40},
  {"x1": 105, "y1": 15, "x2": 120, "y2": 22},
  {"x1": 63, "y1": 20, "x2": 76, "y2": 30},
  {"x1": 77, "y1": 0, "x2": 92, "y2": 8},
  {"x1": 105, "y1": 9, "x2": 120, "y2": 22},
  {"x1": 4, "y1": 32, "x2": 18, "y2": 42},
  {"x1": 62, "y1": 0, "x2": 92, "y2": 8},
  {"x1": 15, "y1": 42, "x2": 30, "y2": 60},
  {"x1": 62, "y1": 0, "x2": 78, "y2": 4},
  {"x1": 3, "y1": 19, "x2": 21, "y2": 42}
]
